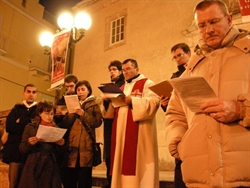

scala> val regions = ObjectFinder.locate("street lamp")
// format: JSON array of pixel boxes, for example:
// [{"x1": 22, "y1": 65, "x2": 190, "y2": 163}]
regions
[
  {"x1": 39, "y1": 11, "x2": 92, "y2": 103},
  {"x1": 40, "y1": 11, "x2": 92, "y2": 54}
]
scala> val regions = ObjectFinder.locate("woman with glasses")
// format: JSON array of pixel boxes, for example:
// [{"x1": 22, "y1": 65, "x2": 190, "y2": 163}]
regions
[{"x1": 18, "y1": 101, "x2": 65, "y2": 188}]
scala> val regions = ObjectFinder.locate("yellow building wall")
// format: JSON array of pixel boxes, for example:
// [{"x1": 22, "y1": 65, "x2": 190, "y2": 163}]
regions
[{"x1": 0, "y1": 0, "x2": 58, "y2": 110}]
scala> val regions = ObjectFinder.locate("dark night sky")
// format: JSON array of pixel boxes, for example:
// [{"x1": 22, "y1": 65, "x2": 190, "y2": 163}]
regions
[{"x1": 39, "y1": 0, "x2": 82, "y2": 16}]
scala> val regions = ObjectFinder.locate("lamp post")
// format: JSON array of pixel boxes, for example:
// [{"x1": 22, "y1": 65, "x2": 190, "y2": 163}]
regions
[{"x1": 39, "y1": 11, "x2": 91, "y2": 103}]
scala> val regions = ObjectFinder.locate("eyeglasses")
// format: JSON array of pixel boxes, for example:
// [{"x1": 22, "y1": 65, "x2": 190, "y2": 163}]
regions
[
  {"x1": 172, "y1": 53, "x2": 185, "y2": 61},
  {"x1": 109, "y1": 68, "x2": 118, "y2": 72},
  {"x1": 122, "y1": 67, "x2": 135, "y2": 72},
  {"x1": 197, "y1": 16, "x2": 226, "y2": 31},
  {"x1": 43, "y1": 112, "x2": 54, "y2": 116}
]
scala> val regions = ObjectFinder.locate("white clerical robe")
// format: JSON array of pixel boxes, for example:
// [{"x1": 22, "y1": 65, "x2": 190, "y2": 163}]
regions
[{"x1": 111, "y1": 74, "x2": 160, "y2": 188}]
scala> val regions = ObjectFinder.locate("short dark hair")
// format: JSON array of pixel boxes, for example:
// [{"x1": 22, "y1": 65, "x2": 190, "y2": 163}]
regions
[
  {"x1": 122, "y1": 58, "x2": 138, "y2": 68},
  {"x1": 33, "y1": 101, "x2": 55, "y2": 126},
  {"x1": 36, "y1": 101, "x2": 55, "y2": 115},
  {"x1": 194, "y1": 0, "x2": 229, "y2": 15},
  {"x1": 64, "y1": 74, "x2": 78, "y2": 84},
  {"x1": 75, "y1": 80, "x2": 92, "y2": 97},
  {"x1": 108, "y1": 60, "x2": 122, "y2": 71},
  {"x1": 24, "y1": 84, "x2": 36, "y2": 92},
  {"x1": 171, "y1": 43, "x2": 191, "y2": 54}
]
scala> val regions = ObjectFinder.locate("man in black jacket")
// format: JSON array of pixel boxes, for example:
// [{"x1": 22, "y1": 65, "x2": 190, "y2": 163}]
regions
[
  {"x1": 161, "y1": 43, "x2": 191, "y2": 112},
  {"x1": 102, "y1": 60, "x2": 124, "y2": 188},
  {"x1": 54, "y1": 74, "x2": 78, "y2": 125},
  {"x1": 2, "y1": 84, "x2": 37, "y2": 188},
  {"x1": 161, "y1": 43, "x2": 191, "y2": 188}
]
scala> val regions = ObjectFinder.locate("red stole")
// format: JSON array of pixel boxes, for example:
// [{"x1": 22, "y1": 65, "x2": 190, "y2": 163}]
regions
[{"x1": 110, "y1": 78, "x2": 147, "y2": 175}]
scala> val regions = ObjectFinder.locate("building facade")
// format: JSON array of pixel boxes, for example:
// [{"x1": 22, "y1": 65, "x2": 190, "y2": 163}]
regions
[
  {"x1": 71, "y1": 0, "x2": 249, "y2": 170},
  {"x1": 0, "y1": 0, "x2": 56, "y2": 111}
]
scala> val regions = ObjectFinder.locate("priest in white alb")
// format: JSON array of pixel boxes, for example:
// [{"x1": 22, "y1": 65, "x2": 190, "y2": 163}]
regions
[{"x1": 110, "y1": 58, "x2": 160, "y2": 188}]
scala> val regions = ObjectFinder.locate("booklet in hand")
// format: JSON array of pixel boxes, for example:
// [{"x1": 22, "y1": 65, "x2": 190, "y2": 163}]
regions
[
  {"x1": 64, "y1": 95, "x2": 81, "y2": 113},
  {"x1": 98, "y1": 83, "x2": 123, "y2": 94},
  {"x1": 149, "y1": 80, "x2": 173, "y2": 97},
  {"x1": 98, "y1": 83, "x2": 126, "y2": 108}
]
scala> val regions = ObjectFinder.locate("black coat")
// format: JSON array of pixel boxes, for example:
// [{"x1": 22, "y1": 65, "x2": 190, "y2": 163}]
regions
[
  {"x1": 103, "y1": 74, "x2": 125, "y2": 160},
  {"x1": 2, "y1": 103, "x2": 37, "y2": 163}
]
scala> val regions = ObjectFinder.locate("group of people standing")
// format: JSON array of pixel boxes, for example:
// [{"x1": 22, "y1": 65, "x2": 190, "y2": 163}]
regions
[
  {"x1": 2, "y1": 77, "x2": 103, "y2": 188},
  {"x1": 1, "y1": 0, "x2": 250, "y2": 188}
]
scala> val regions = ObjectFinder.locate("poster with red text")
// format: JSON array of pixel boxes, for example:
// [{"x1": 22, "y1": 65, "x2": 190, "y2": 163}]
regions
[
  {"x1": 238, "y1": 0, "x2": 250, "y2": 22},
  {"x1": 49, "y1": 29, "x2": 71, "y2": 90}
]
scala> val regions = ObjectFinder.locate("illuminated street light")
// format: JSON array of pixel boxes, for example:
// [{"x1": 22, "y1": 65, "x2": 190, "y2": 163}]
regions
[
  {"x1": 39, "y1": 31, "x2": 54, "y2": 55},
  {"x1": 39, "y1": 11, "x2": 92, "y2": 54},
  {"x1": 39, "y1": 11, "x2": 92, "y2": 103}
]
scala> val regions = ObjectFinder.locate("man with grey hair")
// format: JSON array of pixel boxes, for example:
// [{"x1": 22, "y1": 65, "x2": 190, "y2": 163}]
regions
[{"x1": 165, "y1": 0, "x2": 250, "y2": 187}]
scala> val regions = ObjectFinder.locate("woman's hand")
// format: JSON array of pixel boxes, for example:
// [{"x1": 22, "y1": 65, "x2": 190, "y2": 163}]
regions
[
  {"x1": 56, "y1": 138, "x2": 65, "y2": 146},
  {"x1": 28, "y1": 136, "x2": 39, "y2": 145},
  {"x1": 76, "y1": 109, "x2": 85, "y2": 116}
]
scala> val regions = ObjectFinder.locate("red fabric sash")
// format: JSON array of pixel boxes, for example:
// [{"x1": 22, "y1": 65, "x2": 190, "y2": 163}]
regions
[{"x1": 110, "y1": 78, "x2": 147, "y2": 175}]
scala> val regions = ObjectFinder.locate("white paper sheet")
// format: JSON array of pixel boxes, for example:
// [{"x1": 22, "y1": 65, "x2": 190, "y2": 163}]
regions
[
  {"x1": 64, "y1": 95, "x2": 81, "y2": 113},
  {"x1": 36, "y1": 125, "x2": 67, "y2": 142},
  {"x1": 169, "y1": 76, "x2": 217, "y2": 112}
]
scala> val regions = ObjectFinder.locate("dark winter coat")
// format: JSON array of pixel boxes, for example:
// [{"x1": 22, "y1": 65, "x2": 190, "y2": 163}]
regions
[
  {"x1": 18, "y1": 123, "x2": 63, "y2": 188},
  {"x1": 2, "y1": 103, "x2": 37, "y2": 163},
  {"x1": 61, "y1": 96, "x2": 102, "y2": 167},
  {"x1": 171, "y1": 64, "x2": 186, "y2": 79}
]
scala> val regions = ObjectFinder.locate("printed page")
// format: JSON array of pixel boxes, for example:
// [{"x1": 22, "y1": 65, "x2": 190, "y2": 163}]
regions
[
  {"x1": 169, "y1": 76, "x2": 217, "y2": 112},
  {"x1": 36, "y1": 125, "x2": 67, "y2": 142},
  {"x1": 64, "y1": 95, "x2": 81, "y2": 113},
  {"x1": 149, "y1": 80, "x2": 173, "y2": 97}
]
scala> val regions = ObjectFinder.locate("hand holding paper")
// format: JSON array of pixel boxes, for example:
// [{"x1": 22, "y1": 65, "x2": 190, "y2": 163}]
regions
[{"x1": 98, "y1": 83, "x2": 127, "y2": 108}]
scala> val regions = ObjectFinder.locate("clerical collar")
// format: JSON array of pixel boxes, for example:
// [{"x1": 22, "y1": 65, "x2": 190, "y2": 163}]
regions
[{"x1": 126, "y1": 74, "x2": 140, "y2": 83}]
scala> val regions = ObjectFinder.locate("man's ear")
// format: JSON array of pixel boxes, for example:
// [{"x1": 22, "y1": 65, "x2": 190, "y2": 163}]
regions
[{"x1": 227, "y1": 14, "x2": 233, "y2": 25}]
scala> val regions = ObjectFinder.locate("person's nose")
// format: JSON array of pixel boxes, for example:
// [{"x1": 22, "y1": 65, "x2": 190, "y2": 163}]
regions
[{"x1": 205, "y1": 23, "x2": 214, "y2": 33}]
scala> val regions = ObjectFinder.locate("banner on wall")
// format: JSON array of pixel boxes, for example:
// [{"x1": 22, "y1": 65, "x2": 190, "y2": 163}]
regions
[
  {"x1": 238, "y1": 0, "x2": 250, "y2": 22},
  {"x1": 48, "y1": 29, "x2": 71, "y2": 90}
]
